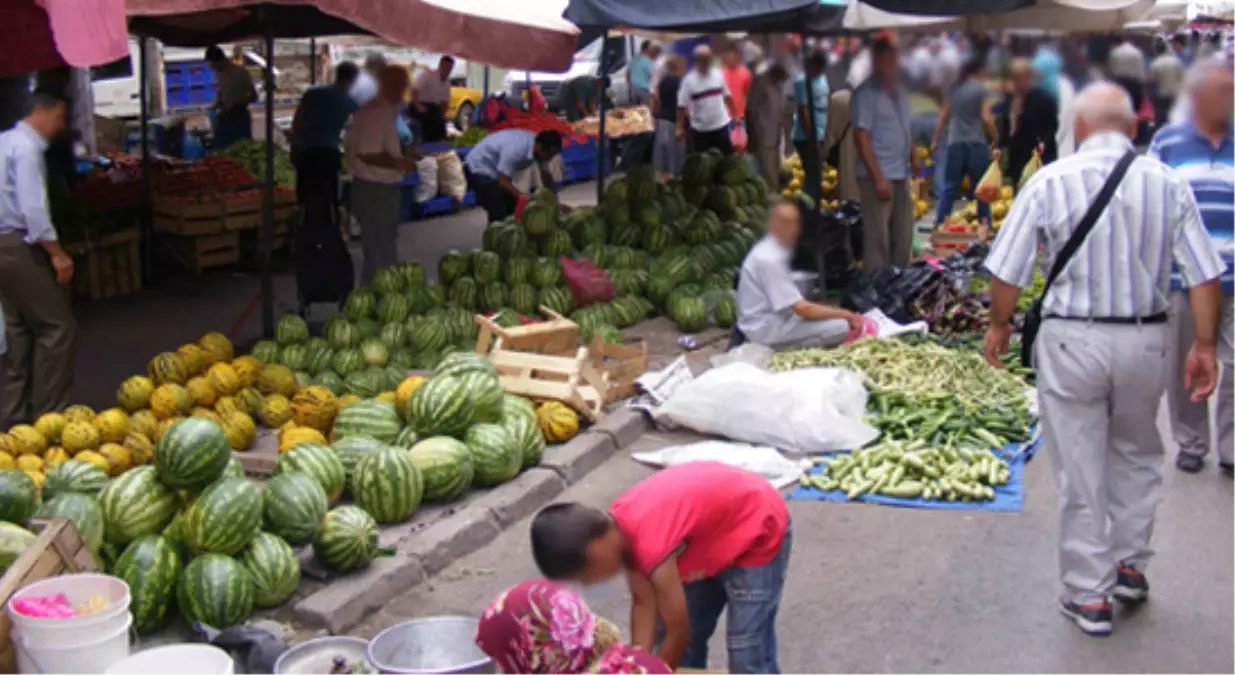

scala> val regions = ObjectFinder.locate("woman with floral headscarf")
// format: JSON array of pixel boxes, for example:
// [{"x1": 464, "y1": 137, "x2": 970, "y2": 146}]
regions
[{"x1": 475, "y1": 580, "x2": 671, "y2": 675}]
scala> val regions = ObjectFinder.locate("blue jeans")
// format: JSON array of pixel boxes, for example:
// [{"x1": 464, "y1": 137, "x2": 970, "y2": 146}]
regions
[
  {"x1": 935, "y1": 141, "x2": 992, "y2": 225},
  {"x1": 680, "y1": 524, "x2": 792, "y2": 674}
]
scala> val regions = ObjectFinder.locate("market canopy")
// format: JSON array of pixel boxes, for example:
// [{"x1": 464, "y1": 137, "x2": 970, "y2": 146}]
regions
[
  {"x1": 0, "y1": 0, "x2": 129, "y2": 78},
  {"x1": 845, "y1": 0, "x2": 1155, "y2": 31},
  {"x1": 855, "y1": 0, "x2": 1034, "y2": 14},
  {"x1": 126, "y1": 0, "x2": 580, "y2": 72},
  {"x1": 562, "y1": 0, "x2": 849, "y2": 35}
]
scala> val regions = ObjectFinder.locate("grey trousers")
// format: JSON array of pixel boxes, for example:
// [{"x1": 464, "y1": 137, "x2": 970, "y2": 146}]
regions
[
  {"x1": 351, "y1": 178, "x2": 402, "y2": 285},
  {"x1": 751, "y1": 144, "x2": 781, "y2": 194},
  {"x1": 759, "y1": 318, "x2": 849, "y2": 350},
  {"x1": 1035, "y1": 319, "x2": 1170, "y2": 604},
  {"x1": 0, "y1": 234, "x2": 76, "y2": 427},
  {"x1": 857, "y1": 178, "x2": 914, "y2": 273},
  {"x1": 1167, "y1": 292, "x2": 1234, "y2": 464}
]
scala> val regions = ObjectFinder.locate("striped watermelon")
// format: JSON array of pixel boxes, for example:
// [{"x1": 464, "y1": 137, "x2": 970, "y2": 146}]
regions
[
  {"x1": 391, "y1": 426, "x2": 420, "y2": 449},
  {"x1": 376, "y1": 294, "x2": 411, "y2": 324},
  {"x1": 331, "y1": 348, "x2": 366, "y2": 376},
  {"x1": 0, "y1": 522, "x2": 34, "y2": 574},
  {"x1": 463, "y1": 424, "x2": 521, "y2": 487},
  {"x1": 502, "y1": 408, "x2": 546, "y2": 468},
  {"x1": 500, "y1": 394, "x2": 537, "y2": 419},
  {"x1": 154, "y1": 418, "x2": 230, "y2": 491},
  {"x1": 180, "y1": 478, "x2": 262, "y2": 556},
  {"x1": 530, "y1": 258, "x2": 562, "y2": 288},
  {"x1": 379, "y1": 323, "x2": 407, "y2": 348},
  {"x1": 239, "y1": 531, "x2": 301, "y2": 608},
  {"x1": 472, "y1": 251, "x2": 502, "y2": 284},
  {"x1": 448, "y1": 277, "x2": 478, "y2": 310},
  {"x1": 314, "y1": 371, "x2": 347, "y2": 396},
  {"x1": 42, "y1": 460, "x2": 109, "y2": 501},
  {"x1": 223, "y1": 457, "x2": 246, "y2": 479},
  {"x1": 99, "y1": 466, "x2": 177, "y2": 544},
  {"x1": 399, "y1": 261, "x2": 427, "y2": 289},
  {"x1": 250, "y1": 341, "x2": 281, "y2": 365},
  {"x1": 462, "y1": 370, "x2": 503, "y2": 423},
  {"x1": 114, "y1": 535, "x2": 181, "y2": 633},
  {"x1": 408, "y1": 437, "x2": 474, "y2": 502},
  {"x1": 326, "y1": 320, "x2": 360, "y2": 350},
  {"x1": 178, "y1": 553, "x2": 255, "y2": 629},
  {"x1": 538, "y1": 287, "x2": 574, "y2": 316},
  {"x1": 344, "y1": 289, "x2": 377, "y2": 321},
  {"x1": 313, "y1": 506, "x2": 380, "y2": 573},
  {"x1": 34, "y1": 493, "x2": 104, "y2": 553},
  {"x1": 332, "y1": 399, "x2": 402, "y2": 444},
  {"x1": 360, "y1": 338, "x2": 390, "y2": 367},
  {"x1": 333, "y1": 436, "x2": 386, "y2": 492},
  {"x1": 479, "y1": 282, "x2": 507, "y2": 313},
  {"x1": 275, "y1": 444, "x2": 345, "y2": 505},
  {"x1": 263, "y1": 472, "x2": 328, "y2": 545},
  {"x1": 355, "y1": 317, "x2": 380, "y2": 340},
  {"x1": 438, "y1": 249, "x2": 470, "y2": 285},
  {"x1": 353, "y1": 447, "x2": 423, "y2": 524},
  {"x1": 371, "y1": 267, "x2": 405, "y2": 296},
  {"x1": 276, "y1": 315, "x2": 309, "y2": 345},
  {"x1": 504, "y1": 258, "x2": 533, "y2": 286},
  {"x1": 508, "y1": 284, "x2": 538, "y2": 316},
  {"x1": 409, "y1": 319, "x2": 448, "y2": 353},
  {"x1": 408, "y1": 375, "x2": 475, "y2": 437},
  {"x1": 305, "y1": 344, "x2": 335, "y2": 374},
  {"x1": 434, "y1": 351, "x2": 496, "y2": 379},
  {"x1": 279, "y1": 344, "x2": 309, "y2": 371}
]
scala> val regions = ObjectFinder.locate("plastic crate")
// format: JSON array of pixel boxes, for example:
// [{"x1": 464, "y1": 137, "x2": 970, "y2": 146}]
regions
[{"x1": 561, "y1": 136, "x2": 598, "y2": 164}]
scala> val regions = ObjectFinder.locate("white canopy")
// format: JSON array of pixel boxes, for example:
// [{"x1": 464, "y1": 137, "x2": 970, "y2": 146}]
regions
[{"x1": 843, "y1": 0, "x2": 1155, "y2": 32}]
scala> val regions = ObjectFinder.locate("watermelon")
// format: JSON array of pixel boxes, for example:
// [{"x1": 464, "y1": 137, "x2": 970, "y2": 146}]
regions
[
  {"x1": 250, "y1": 341, "x2": 281, "y2": 365},
  {"x1": 239, "y1": 532, "x2": 301, "y2": 608},
  {"x1": 500, "y1": 394, "x2": 537, "y2": 419},
  {"x1": 480, "y1": 282, "x2": 507, "y2": 313},
  {"x1": 610, "y1": 223, "x2": 642, "y2": 248},
  {"x1": 472, "y1": 251, "x2": 502, "y2": 284},
  {"x1": 41, "y1": 460, "x2": 108, "y2": 501},
  {"x1": 223, "y1": 456, "x2": 245, "y2": 479},
  {"x1": 714, "y1": 294, "x2": 737, "y2": 327},
  {"x1": 263, "y1": 472, "x2": 328, "y2": 545},
  {"x1": 463, "y1": 424, "x2": 521, "y2": 487},
  {"x1": 376, "y1": 294, "x2": 411, "y2": 324},
  {"x1": 508, "y1": 284, "x2": 538, "y2": 316},
  {"x1": 414, "y1": 349, "x2": 444, "y2": 370},
  {"x1": 334, "y1": 436, "x2": 385, "y2": 490},
  {"x1": 642, "y1": 225, "x2": 674, "y2": 254},
  {"x1": 448, "y1": 277, "x2": 478, "y2": 310},
  {"x1": 326, "y1": 320, "x2": 360, "y2": 350},
  {"x1": 540, "y1": 230, "x2": 573, "y2": 258},
  {"x1": 603, "y1": 179, "x2": 627, "y2": 204},
  {"x1": 275, "y1": 315, "x2": 309, "y2": 345},
  {"x1": 407, "y1": 437, "x2": 474, "y2": 502},
  {"x1": 538, "y1": 287, "x2": 574, "y2": 316},
  {"x1": 333, "y1": 399, "x2": 402, "y2": 444},
  {"x1": 530, "y1": 258, "x2": 562, "y2": 288},
  {"x1": 438, "y1": 249, "x2": 470, "y2": 284},
  {"x1": 178, "y1": 553, "x2": 255, "y2": 629},
  {"x1": 353, "y1": 447, "x2": 424, "y2": 524},
  {"x1": 279, "y1": 344, "x2": 308, "y2": 371},
  {"x1": 314, "y1": 371, "x2": 347, "y2": 396},
  {"x1": 491, "y1": 308, "x2": 522, "y2": 328},
  {"x1": 495, "y1": 227, "x2": 530, "y2": 259},
  {"x1": 398, "y1": 261, "x2": 427, "y2": 289},
  {"x1": 392, "y1": 426, "x2": 420, "y2": 449},
  {"x1": 330, "y1": 348, "x2": 364, "y2": 376},
  {"x1": 504, "y1": 258, "x2": 533, "y2": 286},
  {"x1": 344, "y1": 370, "x2": 382, "y2": 398},
  {"x1": 274, "y1": 443, "x2": 346, "y2": 504},
  {"x1": 99, "y1": 466, "x2": 177, "y2": 544},
  {"x1": 379, "y1": 323, "x2": 407, "y2": 348},
  {"x1": 0, "y1": 522, "x2": 34, "y2": 574},
  {"x1": 371, "y1": 267, "x2": 405, "y2": 295},
  {"x1": 501, "y1": 410, "x2": 545, "y2": 469},
  {"x1": 408, "y1": 375, "x2": 475, "y2": 437},
  {"x1": 434, "y1": 351, "x2": 496, "y2": 379},
  {"x1": 360, "y1": 338, "x2": 390, "y2": 367},
  {"x1": 571, "y1": 215, "x2": 608, "y2": 250},
  {"x1": 114, "y1": 535, "x2": 181, "y2": 633},
  {"x1": 181, "y1": 478, "x2": 262, "y2": 556},
  {"x1": 636, "y1": 203, "x2": 661, "y2": 228},
  {"x1": 355, "y1": 317, "x2": 380, "y2": 340},
  {"x1": 304, "y1": 344, "x2": 335, "y2": 374},
  {"x1": 671, "y1": 296, "x2": 709, "y2": 333},
  {"x1": 34, "y1": 493, "x2": 104, "y2": 553},
  {"x1": 154, "y1": 418, "x2": 230, "y2": 491},
  {"x1": 405, "y1": 287, "x2": 438, "y2": 315},
  {"x1": 314, "y1": 506, "x2": 380, "y2": 573},
  {"x1": 344, "y1": 289, "x2": 377, "y2": 321},
  {"x1": 521, "y1": 202, "x2": 556, "y2": 236},
  {"x1": 389, "y1": 348, "x2": 416, "y2": 370},
  {"x1": 581, "y1": 243, "x2": 608, "y2": 268}
]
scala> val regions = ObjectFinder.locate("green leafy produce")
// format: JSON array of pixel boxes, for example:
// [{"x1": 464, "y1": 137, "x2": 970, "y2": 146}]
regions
[{"x1": 221, "y1": 140, "x2": 295, "y2": 188}]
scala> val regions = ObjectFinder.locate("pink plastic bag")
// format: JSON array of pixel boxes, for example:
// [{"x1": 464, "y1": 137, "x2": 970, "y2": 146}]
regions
[
  {"x1": 14, "y1": 594, "x2": 77, "y2": 618},
  {"x1": 843, "y1": 316, "x2": 880, "y2": 345},
  {"x1": 730, "y1": 123, "x2": 748, "y2": 151},
  {"x1": 560, "y1": 257, "x2": 614, "y2": 308}
]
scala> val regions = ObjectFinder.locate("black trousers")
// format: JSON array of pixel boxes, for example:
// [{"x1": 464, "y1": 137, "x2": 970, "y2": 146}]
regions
[
  {"x1": 1152, "y1": 94, "x2": 1175, "y2": 129},
  {"x1": 466, "y1": 168, "x2": 516, "y2": 223},
  {"x1": 295, "y1": 148, "x2": 341, "y2": 206},
  {"x1": 689, "y1": 126, "x2": 734, "y2": 155},
  {"x1": 413, "y1": 103, "x2": 449, "y2": 143}
]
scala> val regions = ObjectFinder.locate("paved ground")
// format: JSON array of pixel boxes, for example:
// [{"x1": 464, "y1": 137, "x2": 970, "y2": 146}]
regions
[{"x1": 353, "y1": 404, "x2": 1234, "y2": 674}]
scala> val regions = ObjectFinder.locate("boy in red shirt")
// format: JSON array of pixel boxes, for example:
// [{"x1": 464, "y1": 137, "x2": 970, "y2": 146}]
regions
[{"x1": 530, "y1": 462, "x2": 791, "y2": 673}]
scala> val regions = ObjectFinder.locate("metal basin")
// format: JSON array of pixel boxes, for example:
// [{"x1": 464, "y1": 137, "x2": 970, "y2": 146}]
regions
[
  {"x1": 275, "y1": 636, "x2": 373, "y2": 675},
  {"x1": 366, "y1": 617, "x2": 493, "y2": 674}
]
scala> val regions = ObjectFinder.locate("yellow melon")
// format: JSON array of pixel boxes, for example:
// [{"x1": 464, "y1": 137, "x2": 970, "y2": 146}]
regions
[
  {"x1": 116, "y1": 375, "x2": 156, "y2": 412},
  {"x1": 33, "y1": 412, "x2": 67, "y2": 444},
  {"x1": 154, "y1": 416, "x2": 185, "y2": 442},
  {"x1": 44, "y1": 446, "x2": 69, "y2": 466},
  {"x1": 176, "y1": 343, "x2": 209, "y2": 377},
  {"x1": 185, "y1": 376, "x2": 218, "y2": 408},
  {"x1": 222, "y1": 411, "x2": 257, "y2": 450},
  {"x1": 206, "y1": 362, "x2": 241, "y2": 396},
  {"x1": 199, "y1": 332, "x2": 235, "y2": 363},
  {"x1": 279, "y1": 426, "x2": 327, "y2": 453},
  {"x1": 16, "y1": 454, "x2": 43, "y2": 474},
  {"x1": 128, "y1": 410, "x2": 159, "y2": 439},
  {"x1": 98, "y1": 443, "x2": 132, "y2": 476},
  {"x1": 150, "y1": 383, "x2": 193, "y2": 420},
  {"x1": 376, "y1": 391, "x2": 397, "y2": 405},
  {"x1": 214, "y1": 396, "x2": 244, "y2": 417},
  {"x1": 123, "y1": 432, "x2": 155, "y2": 466},
  {"x1": 7, "y1": 425, "x2": 47, "y2": 456},
  {"x1": 395, "y1": 376, "x2": 427, "y2": 419},
  {"x1": 23, "y1": 471, "x2": 44, "y2": 491},
  {"x1": 231, "y1": 356, "x2": 262, "y2": 388},
  {"x1": 75, "y1": 450, "x2": 110, "y2": 474},
  {"x1": 0, "y1": 452, "x2": 12, "y2": 470},
  {"x1": 256, "y1": 364, "x2": 298, "y2": 397},
  {"x1": 62, "y1": 404, "x2": 96, "y2": 424},
  {"x1": 92, "y1": 408, "x2": 130, "y2": 443},
  {"x1": 0, "y1": 434, "x2": 15, "y2": 456},
  {"x1": 147, "y1": 351, "x2": 188, "y2": 385},
  {"x1": 191, "y1": 407, "x2": 222, "y2": 424},
  {"x1": 536, "y1": 402, "x2": 580, "y2": 443},
  {"x1": 290, "y1": 386, "x2": 339, "y2": 432},
  {"x1": 258, "y1": 394, "x2": 292, "y2": 428},
  {"x1": 61, "y1": 421, "x2": 101, "y2": 454},
  {"x1": 238, "y1": 388, "x2": 264, "y2": 416}
]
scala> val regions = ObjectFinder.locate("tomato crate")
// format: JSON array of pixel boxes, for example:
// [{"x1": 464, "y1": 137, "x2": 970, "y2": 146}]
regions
[
  {"x1": 158, "y1": 231, "x2": 241, "y2": 273},
  {"x1": 0, "y1": 518, "x2": 100, "y2": 674},
  {"x1": 152, "y1": 191, "x2": 262, "y2": 236},
  {"x1": 65, "y1": 227, "x2": 142, "y2": 301},
  {"x1": 930, "y1": 222, "x2": 990, "y2": 253}
]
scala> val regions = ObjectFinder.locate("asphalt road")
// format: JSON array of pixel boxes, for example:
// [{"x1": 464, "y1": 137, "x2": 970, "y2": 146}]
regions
[{"x1": 354, "y1": 409, "x2": 1234, "y2": 674}]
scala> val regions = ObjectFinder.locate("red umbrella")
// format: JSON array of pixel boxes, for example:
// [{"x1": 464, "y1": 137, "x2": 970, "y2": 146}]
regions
[{"x1": 0, "y1": 0, "x2": 130, "y2": 78}]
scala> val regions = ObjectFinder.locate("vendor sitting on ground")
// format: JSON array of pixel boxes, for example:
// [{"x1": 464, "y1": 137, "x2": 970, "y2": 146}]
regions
[{"x1": 735, "y1": 200, "x2": 863, "y2": 349}]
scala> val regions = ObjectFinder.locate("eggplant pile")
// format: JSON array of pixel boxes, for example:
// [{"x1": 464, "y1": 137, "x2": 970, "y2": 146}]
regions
[{"x1": 910, "y1": 281, "x2": 991, "y2": 337}]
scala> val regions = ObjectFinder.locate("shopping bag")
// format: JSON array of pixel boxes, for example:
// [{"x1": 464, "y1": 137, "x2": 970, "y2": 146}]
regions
[
  {"x1": 560, "y1": 256, "x2": 614, "y2": 307},
  {"x1": 974, "y1": 160, "x2": 1003, "y2": 203},
  {"x1": 1017, "y1": 151, "x2": 1042, "y2": 192},
  {"x1": 435, "y1": 151, "x2": 467, "y2": 201},
  {"x1": 730, "y1": 122, "x2": 748, "y2": 151}
]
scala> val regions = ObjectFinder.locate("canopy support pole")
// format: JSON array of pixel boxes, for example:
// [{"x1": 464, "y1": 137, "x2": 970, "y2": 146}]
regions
[
  {"x1": 483, "y1": 66, "x2": 490, "y2": 96},
  {"x1": 259, "y1": 13, "x2": 276, "y2": 338},
  {"x1": 596, "y1": 29, "x2": 610, "y2": 205},
  {"x1": 139, "y1": 37, "x2": 152, "y2": 283},
  {"x1": 799, "y1": 38, "x2": 826, "y2": 293},
  {"x1": 309, "y1": 38, "x2": 318, "y2": 84}
]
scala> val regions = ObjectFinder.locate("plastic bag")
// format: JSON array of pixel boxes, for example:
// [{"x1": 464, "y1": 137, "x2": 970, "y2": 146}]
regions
[
  {"x1": 842, "y1": 265, "x2": 938, "y2": 324},
  {"x1": 413, "y1": 155, "x2": 439, "y2": 203},
  {"x1": 975, "y1": 160, "x2": 1003, "y2": 203},
  {"x1": 654, "y1": 362, "x2": 880, "y2": 453},
  {"x1": 1017, "y1": 151, "x2": 1042, "y2": 191},
  {"x1": 730, "y1": 122, "x2": 748, "y2": 151},
  {"x1": 632, "y1": 440, "x2": 806, "y2": 489},
  {"x1": 435, "y1": 151, "x2": 467, "y2": 201},
  {"x1": 560, "y1": 256, "x2": 614, "y2": 307}
]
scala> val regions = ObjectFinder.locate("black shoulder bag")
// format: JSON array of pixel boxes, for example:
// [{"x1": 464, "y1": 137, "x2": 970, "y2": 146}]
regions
[
  {"x1": 826, "y1": 122, "x2": 850, "y2": 168},
  {"x1": 1020, "y1": 150, "x2": 1137, "y2": 367}
]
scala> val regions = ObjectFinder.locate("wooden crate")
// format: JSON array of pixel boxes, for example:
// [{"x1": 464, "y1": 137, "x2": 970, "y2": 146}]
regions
[
  {"x1": 474, "y1": 307, "x2": 579, "y2": 356},
  {"x1": 488, "y1": 346, "x2": 607, "y2": 421},
  {"x1": 152, "y1": 192, "x2": 262, "y2": 236},
  {"x1": 0, "y1": 518, "x2": 99, "y2": 674},
  {"x1": 160, "y1": 232, "x2": 241, "y2": 273},
  {"x1": 588, "y1": 337, "x2": 648, "y2": 403},
  {"x1": 66, "y1": 228, "x2": 142, "y2": 301},
  {"x1": 930, "y1": 222, "x2": 989, "y2": 253}
]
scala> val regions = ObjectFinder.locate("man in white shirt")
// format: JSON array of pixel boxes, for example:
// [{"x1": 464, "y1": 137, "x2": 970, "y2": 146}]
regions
[
  {"x1": 676, "y1": 45, "x2": 735, "y2": 155},
  {"x1": 346, "y1": 66, "x2": 413, "y2": 284},
  {"x1": 412, "y1": 55, "x2": 454, "y2": 142}
]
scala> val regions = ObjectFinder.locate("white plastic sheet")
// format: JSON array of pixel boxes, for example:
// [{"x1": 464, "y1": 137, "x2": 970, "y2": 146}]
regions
[
  {"x1": 654, "y1": 362, "x2": 879, "y2": 454},
  {"x1": 632, "y1": 441, "x2": 807, "y2": 490}
]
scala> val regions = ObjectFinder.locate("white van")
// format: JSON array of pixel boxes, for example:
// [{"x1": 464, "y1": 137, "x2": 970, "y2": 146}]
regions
[
  {"x1": 91, "y1": 40, "x2": 264, "y2": 119},
  {"x1": 503, "y1": 35, "x2": 639, "y2": 112}
]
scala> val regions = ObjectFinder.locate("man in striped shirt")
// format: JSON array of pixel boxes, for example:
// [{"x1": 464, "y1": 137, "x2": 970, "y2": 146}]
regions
[
  {"x1": 982, "y1": 82, "x2": 1226, "y2": 637},
  {"x1": 1149, "y1": 58, "x2": 1235, "y2": 478}
]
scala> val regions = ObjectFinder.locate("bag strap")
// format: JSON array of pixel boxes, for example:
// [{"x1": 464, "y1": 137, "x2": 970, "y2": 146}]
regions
[{"x1": 1041, "y1": 150, "x2": 1137, "y2": 295}]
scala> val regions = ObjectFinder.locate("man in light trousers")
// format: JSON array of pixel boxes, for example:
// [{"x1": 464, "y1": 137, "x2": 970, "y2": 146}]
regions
[
  {"x1": 982, "y1": 83, "x2": 1225, "y2": 637},
  {"x1": 1148, "y1": 59, "x2": 1235, "y2": 478}
]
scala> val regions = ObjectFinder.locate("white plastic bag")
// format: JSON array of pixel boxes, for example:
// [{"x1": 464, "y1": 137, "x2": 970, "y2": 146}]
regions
[
  {"x1": 435, "y1": 151, "x2": 467, "y2": 201},
  {"x1": 654, "y1": 362, "x2": 879, "y2": 453},
  {"x1": 413, "y1": 155, "x2": 439, "y2": 203},
  {"x1": 632, "y1": 441, "x2": 806, "y2": 489}
]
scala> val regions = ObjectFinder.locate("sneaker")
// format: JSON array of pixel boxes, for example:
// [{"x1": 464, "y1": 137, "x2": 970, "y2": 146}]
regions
[
  {"x1": 1059, "y1": 600, "x2": 1113, "y2": 636},
  {"x1": 1220, "y1": 462, "x2": 1234, "y2": 478},
  {"x1": 1112, "y1": 565, "x2": 1149, "y2": 603},
  {"x1": 1175, "y1": 453, "x2": 1204, "y2": 474}
]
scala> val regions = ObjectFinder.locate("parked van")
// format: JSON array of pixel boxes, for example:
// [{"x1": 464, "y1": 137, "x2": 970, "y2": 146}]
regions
[
  {"x1": 91, "y1": 40, "x2": 262, "y2": 118},
  {"x1": 503, "y1": 35, "x2": 639, "y2": 113}
]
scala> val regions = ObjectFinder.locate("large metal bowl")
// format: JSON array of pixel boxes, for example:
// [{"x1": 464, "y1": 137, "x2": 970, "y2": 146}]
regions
[
  {"x1": 366, "y1": 617, "x2": 493, "y2": 674},
  {"x1": 275, "y1": 636, "x2": 373, "y2": 675}
]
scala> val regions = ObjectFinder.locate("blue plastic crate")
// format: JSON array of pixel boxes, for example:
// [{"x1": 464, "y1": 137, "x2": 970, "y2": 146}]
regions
[{"x1": 561, "y1": 137, "x2": 598, "y2": 164}]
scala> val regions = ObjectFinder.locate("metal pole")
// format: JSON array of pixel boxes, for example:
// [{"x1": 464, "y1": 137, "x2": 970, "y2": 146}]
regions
[
  {"x1": 309, "y1": 38, "x2": 318, "y2": 84},
  {"x1": 483, "y1": 66, "x2": 490, "y2": 96},
  {"x1": 260, "y1": 16, "x2": 276, "y2": 338},
  {"x1": 138, "y1": 37, "x2": 153, "y2": 283},
  {"x1": 799, "y1": 39, "x2": 826, "y2": 291},
  {"x1": 596, "y1": 31, "x2": 610, "y2": 205}
]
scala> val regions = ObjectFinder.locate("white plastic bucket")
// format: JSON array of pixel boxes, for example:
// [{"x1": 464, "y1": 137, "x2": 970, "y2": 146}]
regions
[
  {"x1": 7, "y1": 573, "x2": 131, "y2": 641},
  {"x1": 16, "y1": 611, "x2": 132, "y2": 674},
  {"x1": 103, "y1": 644, "x2": 235, "y2": 675}
]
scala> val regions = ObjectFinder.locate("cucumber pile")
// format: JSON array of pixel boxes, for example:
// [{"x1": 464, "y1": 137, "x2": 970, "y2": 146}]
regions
[{"x1": 803, "y1": 439, "x2": 1012, "y2": 502}]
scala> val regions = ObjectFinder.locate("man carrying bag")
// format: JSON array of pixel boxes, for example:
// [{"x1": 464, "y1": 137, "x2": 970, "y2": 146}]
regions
[{"x1": 981, "y1": 83, "x2": 1225, "y2": 637}]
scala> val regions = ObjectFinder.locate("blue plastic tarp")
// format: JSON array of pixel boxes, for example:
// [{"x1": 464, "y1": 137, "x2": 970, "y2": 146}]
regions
[
  {"x1": 565, "y1": 0, "x2": 847, "y2": 35},
  {"x1": 787, "y1": 429, "x2": 1040, "y2": 512}
]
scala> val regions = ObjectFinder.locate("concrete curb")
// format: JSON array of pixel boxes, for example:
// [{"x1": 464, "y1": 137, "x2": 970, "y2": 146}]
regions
[{"x1": 292, "y1": 411, "x2": 652, "y2": 632}]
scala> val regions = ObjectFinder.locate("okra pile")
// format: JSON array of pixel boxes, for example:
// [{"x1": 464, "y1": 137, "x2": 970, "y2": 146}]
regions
[{"x1": 802, "y1": 439, "x2": 1011, "y2": 502}]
